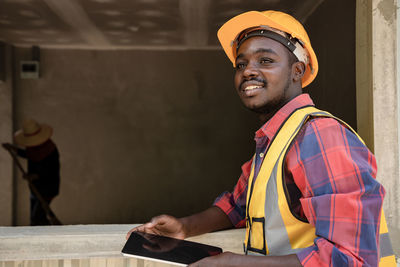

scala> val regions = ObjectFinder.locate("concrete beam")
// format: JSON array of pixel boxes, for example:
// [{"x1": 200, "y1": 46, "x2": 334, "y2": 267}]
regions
[{"x1": 43, "y1": 0, "x2": 110, "y2": 47}]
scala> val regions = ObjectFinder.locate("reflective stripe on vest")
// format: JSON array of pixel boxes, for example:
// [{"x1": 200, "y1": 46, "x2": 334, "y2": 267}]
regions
[{"x1": 243, "y1": 106, "x2": 396, "y2": 266}]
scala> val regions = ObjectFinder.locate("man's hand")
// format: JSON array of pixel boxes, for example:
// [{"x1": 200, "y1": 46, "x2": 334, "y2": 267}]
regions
[
  {"x1": 126, "y1": 207, "x2": 234, "y2": 241},
  {"x1": 126, "y1": 214, "x2": 186, "y2": 240}
]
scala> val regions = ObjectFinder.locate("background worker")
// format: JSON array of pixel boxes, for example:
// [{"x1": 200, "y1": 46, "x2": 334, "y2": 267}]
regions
[
  {"x1": 127, "y1": 10, "x2": 395, "y2": 267},
  {"x1": 2, "y1": 118, "x2": 60, "y2": 226}
]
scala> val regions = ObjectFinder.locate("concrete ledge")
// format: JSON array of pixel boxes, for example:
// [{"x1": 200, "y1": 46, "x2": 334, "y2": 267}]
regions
[{"x1": 0, "y1": 224, "x2": 245, "y2": 261}]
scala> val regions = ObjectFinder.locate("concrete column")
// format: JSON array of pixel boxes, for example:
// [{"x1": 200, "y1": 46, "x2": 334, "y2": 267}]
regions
[
  {"x1": 356, "y1": 0, "x2": 374, "y2": 150},
  {"x1": 357, "y1": 0, "x2": 400, "y2": 260},
  {"x1": 0, "y1": 43, "x2": 14, "y2": 226},
  {"x1": 372, "y1": 0, "x2": 400, "y2": 256},
  {"x1": 357, "y1": 0, "x2": 400, "y2": 258}
]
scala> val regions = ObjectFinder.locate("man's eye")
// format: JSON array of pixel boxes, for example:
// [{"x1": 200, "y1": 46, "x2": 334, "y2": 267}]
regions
[
  {"x1": 236, "y1": 62, "x2": 246, "y2": 70},
  {"x1": 260, "y1": 58, "x2": 273, "y2": 64}
]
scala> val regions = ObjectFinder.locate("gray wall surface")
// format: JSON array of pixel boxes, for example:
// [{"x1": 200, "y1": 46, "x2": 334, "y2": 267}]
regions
[{"x1": 12, "y1": 48, "x2": 259, "y2": 225}]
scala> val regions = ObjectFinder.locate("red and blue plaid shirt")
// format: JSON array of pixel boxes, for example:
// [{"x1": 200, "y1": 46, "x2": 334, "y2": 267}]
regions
[{"x1": 214, "y1": 94, "x2": 384, "y2": 267}]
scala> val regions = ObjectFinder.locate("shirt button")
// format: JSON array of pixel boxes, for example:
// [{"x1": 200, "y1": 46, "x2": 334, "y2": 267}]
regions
[{"x1": 259, "y1": 153, "x2": 264, "y2": 158}]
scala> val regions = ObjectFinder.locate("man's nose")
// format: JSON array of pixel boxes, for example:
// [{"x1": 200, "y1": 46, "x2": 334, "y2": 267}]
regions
[{"x1": 243, "y1": 62, "x2": 258, "y2": 78}]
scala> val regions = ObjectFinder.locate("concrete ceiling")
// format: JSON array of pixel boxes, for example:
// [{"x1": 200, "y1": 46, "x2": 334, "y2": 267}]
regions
[{"x1": 0, "y1": 0, "x2": 324, "y2": 49}]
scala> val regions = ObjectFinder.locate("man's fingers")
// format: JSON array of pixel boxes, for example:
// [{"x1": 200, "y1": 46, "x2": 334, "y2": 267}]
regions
[
  {"x1": 126, "y1": 228, "x2": 135, "y2": 240},
  {"x1": 125, "y1": 221, "x2": 160, "y2": 240},
  {"x1": 149, "y1": 215, "x2": 170, "y2": 226},
  {"x1": 126, "y1": 225, "x2": 148, "y2": 239},
  {"x1": 126, "y1": 214, "x2": 179, "y2": 240}
]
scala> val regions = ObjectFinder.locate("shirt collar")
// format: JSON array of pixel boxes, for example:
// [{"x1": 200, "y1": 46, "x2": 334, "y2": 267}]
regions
[{"x1": 255, "y1": 93, "x2": 315, "y2": 140}]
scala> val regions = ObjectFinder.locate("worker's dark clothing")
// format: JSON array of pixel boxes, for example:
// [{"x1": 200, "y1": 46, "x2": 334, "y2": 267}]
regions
[{"x1": 17, "y1": 140, "x2": 60, "y2": 225}]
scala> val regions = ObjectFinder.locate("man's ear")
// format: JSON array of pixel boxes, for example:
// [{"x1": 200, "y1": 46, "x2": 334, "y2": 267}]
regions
[{"x1": 292, "y1": 61, "x2": 305, "y2": 82}]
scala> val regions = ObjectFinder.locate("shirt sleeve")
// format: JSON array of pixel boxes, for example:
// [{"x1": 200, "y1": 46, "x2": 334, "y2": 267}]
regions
[
  {"x1": 213, "y1": 158, "x2": 252, "y2": 228},
  {"x1": 286, "y1": 117, "x2": 384, "y2": 267}
]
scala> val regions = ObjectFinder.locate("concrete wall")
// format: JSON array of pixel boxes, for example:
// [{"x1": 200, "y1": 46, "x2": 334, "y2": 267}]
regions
[
  {"x1": 0, "y1": 43, "x2": 14, "y2": 226},
  {"x1": 11, "y1": 47, "x2": 259, "y2": 225},
  {"x1": 305, "y1": 0, "x2": 357, "y2": 130},
  {"x1": 370, "y1": 0, "x2": 400, "y2": 256}
]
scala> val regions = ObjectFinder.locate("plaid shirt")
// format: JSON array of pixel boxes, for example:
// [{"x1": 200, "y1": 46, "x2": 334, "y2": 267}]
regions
[{"x1": 214, "y1": 94, "x2": 384, "y2": 267}]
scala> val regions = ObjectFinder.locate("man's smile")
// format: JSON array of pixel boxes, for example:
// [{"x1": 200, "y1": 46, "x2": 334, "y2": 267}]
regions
[
  {"x1": 240, "y1": 80, "x2": 266, "y2": 97},
  {"x1": 244, "y1": 85, "x2": 263, "y2": 90}
]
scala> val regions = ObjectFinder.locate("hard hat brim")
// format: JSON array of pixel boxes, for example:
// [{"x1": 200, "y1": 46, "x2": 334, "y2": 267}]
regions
[{"x1": 217, "y1": 11, "x2": 318, "y2": 88}]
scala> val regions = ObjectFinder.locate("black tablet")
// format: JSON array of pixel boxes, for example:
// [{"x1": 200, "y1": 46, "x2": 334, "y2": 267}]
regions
[{"x1": 121, "y1": 231, "x2": 223, "y2": 266}]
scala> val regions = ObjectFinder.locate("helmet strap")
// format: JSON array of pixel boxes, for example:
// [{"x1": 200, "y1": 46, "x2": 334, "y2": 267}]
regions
[{"x1": 236, "y1": 29, "x2": 297, "y2": 54}]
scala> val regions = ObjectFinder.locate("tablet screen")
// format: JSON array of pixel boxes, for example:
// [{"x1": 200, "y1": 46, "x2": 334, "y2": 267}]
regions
[{"x1": 121, "y1": 231, "x2": 223, "y2": 266}]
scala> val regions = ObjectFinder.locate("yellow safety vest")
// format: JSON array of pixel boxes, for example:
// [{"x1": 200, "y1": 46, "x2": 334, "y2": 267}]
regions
[{"x1": 244, "y1": 106, "x2": 396, "y2": 266}]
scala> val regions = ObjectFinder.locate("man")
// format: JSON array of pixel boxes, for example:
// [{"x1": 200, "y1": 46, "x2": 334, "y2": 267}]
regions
[
  {"x1": 2, "y1": 118, "x2": 60, "y2": 226},
  {"x1": 127, "y1": 11, "x2": 395, "y2": 266}
]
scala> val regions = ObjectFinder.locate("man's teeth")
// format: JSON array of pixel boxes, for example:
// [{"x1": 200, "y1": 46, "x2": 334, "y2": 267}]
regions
[{"x1": 244, "y1": 85, "x2": 262, "y2": 90}]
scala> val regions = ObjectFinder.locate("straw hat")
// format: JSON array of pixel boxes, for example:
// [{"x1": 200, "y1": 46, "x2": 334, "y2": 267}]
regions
[{"x1": 14, "y1": 118, "x2": 53, "y2": 147}]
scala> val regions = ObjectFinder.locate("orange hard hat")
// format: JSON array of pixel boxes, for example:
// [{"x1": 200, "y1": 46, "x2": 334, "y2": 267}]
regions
[{"x1": 217, "y1": 10, "x2": 318, "y2": 88}]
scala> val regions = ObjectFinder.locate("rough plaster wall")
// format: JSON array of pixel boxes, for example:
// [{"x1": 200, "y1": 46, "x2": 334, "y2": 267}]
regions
[
  {"x1": 377, "y1": 0, "x2": 396, "y2": 23},
  {"x1": 305, "y1": 0, "x2": 357, "y2": 129},
  {"x1": 12, "y1": 48, "x2": 259, "y2": 225},
  {"x1": 373, "y1": 0, "x2": 400, "y2": 257},
  {"x1": 0, "y1": 44, "x2": 13, "y2": 226}
]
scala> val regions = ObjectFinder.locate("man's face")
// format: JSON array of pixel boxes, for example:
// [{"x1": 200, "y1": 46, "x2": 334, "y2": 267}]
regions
[{"x1": 234, "y1": 36, "x2": 295, "y2": 115}]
